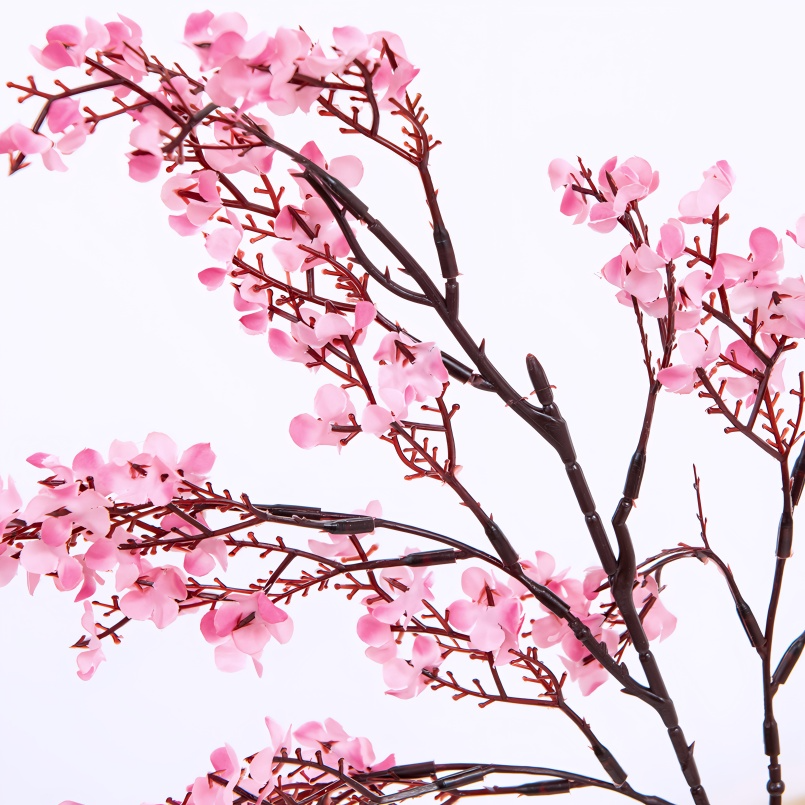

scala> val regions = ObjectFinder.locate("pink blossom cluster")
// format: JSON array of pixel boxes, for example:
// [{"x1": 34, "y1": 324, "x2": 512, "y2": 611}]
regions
[
  {"x1": 61, "y1": 716, "x2": 392, "y2": 805},
  {"x1": 522, "y1": 552, "x2": 675, "y2": 696},
  {"x1": 282, "y1": 317, "x2": 449, "y2": 450},
  {"x1": 182, "y1": 11, "x2": 417, "y2": 114},
  {"x1": 3, "y1": 433, "x2": 214, "y2": 597},
  {"x1": 201, "y1": 591, "x2": 292, "y2": 677},
  {"x1": 357, "y1": 550, "x2": 443, "y2": 698},
  {"x1": 447, "y1": 567, "x2": 524, "y2": 665},
  {"x1": 0, "y1": 16, "x2": 144, "y2": 171},
  {"x1": 550, "y1": 156, "x2": 805, "y2": 402},
  {"x1": 0, "y1": 435, "x2": 295, "y2": 679},
  {"x1": 2, "y1": 12, "x2": 416, "y2": 176},
  {"x1": 185, "y1": 717, "x2": 392, "y2": 805}
]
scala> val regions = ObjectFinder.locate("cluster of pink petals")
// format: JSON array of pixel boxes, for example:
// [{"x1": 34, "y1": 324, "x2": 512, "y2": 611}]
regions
[
  {"x1": 188, "y1": 718, "x2": 289, "y2": 805},
  {"x1": 447, "y1": 567, "x2": 523, "y2": 665},
  {"x1": 161, "y1": 170, "x2": 223, "y2": 236},
  {"x1": 187, "y1": 717, "x2": 392, "y2": 805},
  {"x1": 589, "y1": 157, "x2": 660, "y2": 233},
  {"x1": 356, "y1": 549, "x2": 443, "y2": 698},
  {"x1": 25, "y1": 432, "x2": 216, "y2": 507},
  {"x1": 373, "y1": 331, "x2": 449, "y2": 419},
  {"x1": 523, "y1": 555, "x2": 612, "y2": 695},
  {"x1": 523, "y1": 554, "x2": 676, "y2": 696},
  {"x1": 30, "y1": 16, "x2": 144, "y2": 79},
  {"x1": 602, "y1": 243, "x2": 668, "y2": 306},
  {"x1": 119, "y1": 564, "x2": 188, "y2": 629},
  {"x1": 289, "y1": 384, "x2": 357, "y2": 449},
  {"x1": 1, "y1": 93, "x2": 92, "y2": 171},
  {"x1": 200, "y1": 591, "x2": 293, "y2": 677},
  {"x1": 0, "y1": 121, "x2": 69, "y2": 172},
  {"x1": 678, "y1": 161, "x2": 735, "y2": 223},
  {"x1": 358, "y1": 613, "x2": 443, "y2": 699},
  {"x1": 633, "y1": 575, "x2": 677, "y2": 641},
  {"x1": 330, "y1": 28, "x2": 419, "y2": 110},
  {"x1": 657, "y1": 328, "x2": 722, "y2": 394},
  {"x1": 715, "y1": 228, "x2": 805, "y2": 339},
  {"x1": 271, "y1": 142, "x2": 363, "y2": 272},
  {"x1": 126, "y1": 104, "x2": 181, "y2": 183},
  {"x1": 720, "y1": 336, "x2": 787, "y2": 405},
  {"x1": 0, "y1": 477, "x2": 22, "y2": 587},
  {"x1": 549, "y1": 156, "x2": 659, "y2": 229},
  {"x1": 77, "y1": 601, "x2": 106, "y2": 681},
  {"x1": 1, "y1": 434, "x2": 216, "y2": 677},
  {"x1": 183, "y1": 12, "x2": 417, "y2": 115},
  {"x1": 277, "y1": 319, "x2": 448, "y2": 448},
  {"x1": 294, "y1": 717, "x2": 394, "y2": 770},
  {"x1": 657, "y1": 227, "x2": 803, "y2": 396},
  {"x1": 271, "y1": 301, "x2": 375, "y2": 357}
]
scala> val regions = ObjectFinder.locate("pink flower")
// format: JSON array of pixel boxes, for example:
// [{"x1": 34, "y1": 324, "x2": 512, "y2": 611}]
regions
[
  {"x1": 586, "y1": 156, "x2": 659, "y2": 233},
  {"x1": 284, "y1": 302, "x2": 375, "y2": 353},
  {"x1": 294, "y1": 718, "x2": 393, "y2": 770},
  {"x1": 548, "y1": 158, "x2": 588, "y2": 225},
  {"x1": 189, "y1": 743, "x2": 241, "y2": 805},
  {"x1": 657, "y1": 218, "x2": 687, "y2": 261},
  {"x1": 560, "y1": 614, "x2": 619, "y2": 696},
  {"x1": 374, "y1": 332, "x2": 448, "y2": 417},
  {"x1": 678, "y1": 160, "x2": 735, "y2": 223},
  {"x1": 118, "y1": 565, "x2": 188, "y2": 628},
  {"x1": 87, "y1": 433, "x2": 215, "y2": 506},
  {"x1": 161, "y1": 170, "x2": 222, "y2": 235},
  {"x1": 601, "y1": 243, "x2": 665, "y2": 305},
  {"x1": 289, "y1": 384, "x2": 356, "y2": 449},
  {"x1": 381, "y1": 634, "x2": 443, "y2": 699},
  {"x1": 368, "y1": 559, "x2": 435, "y2": 626},
  {"x1": 447, "y1": 568, "x2": 523, "y2": 664},
  {"x1": 634, "y1": 576, "x2": 677, "y2": 642},
  {"x1": 658, "y1": 328, "x2": 721, "y2": 394},
  {"x1": 30, "y1": 20, "x2": 109, "y2": 70},
  {"x1": 200, "y1": 592, "x2": 293, "y2": 676},
  {"x1": 603, "y1": 156, "x2": 660, "y2": 215},
  {"x1": 76, "y1": 601, "x2": 106, "y2": 680},
  {"x1": 0, "y1": 124, "x2": 52, "y2": 155},
  {"x1": 720, "y1": 336, "x2": 786, "y2": 405}
]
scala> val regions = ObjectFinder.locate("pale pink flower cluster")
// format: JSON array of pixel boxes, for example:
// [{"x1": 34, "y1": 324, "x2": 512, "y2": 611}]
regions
[
  {"x1": 283, "y1": 315, "x2": 449, "y2": 449},
  {"x1": 0, "y1": 434, "x2": 239, "y2": 678},
  {"x1": 356, "y1": 549, "x2": 443, "y2": 698},
  {"x1": 183, "y1": 12, "x2": 417, "y2": 115},
  {"x1": 0, "y1": 16, "x2": 145, "y2": 171},
  {"x1": 521, "y1": 552, "x2": 676, "y2": 696},
  {"x1": 197, "y1": 141, "x2": 362, "y2": 314},
  {"x1": 447, "y1": 567, "x2": 524, "y2": 665},
  {"x1": 187, "y1": 716, "x2": 393, "y2": 805},
  {"x1": 549, "y1": 156, "x2": 659, "y2": 229},
  {"x1": 551, "y1": 155, "x2": 805, "y2": 400},
  {"x1": 30, "y1": 16, "x2": 144, "y2": 76},
  {"x1": 201, "y1": 591, "x2": 293, "y2": 677}
]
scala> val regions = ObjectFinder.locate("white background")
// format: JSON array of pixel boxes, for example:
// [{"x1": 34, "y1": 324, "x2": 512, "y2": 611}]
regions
[{"x1": 2, "y1": 2, "x2": 805, "y2": 804}]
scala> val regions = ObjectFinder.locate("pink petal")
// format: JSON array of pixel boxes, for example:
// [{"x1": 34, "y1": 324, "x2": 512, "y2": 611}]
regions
[
  {"x1": 198, "y1": 267, "x2": 227, "y2": 290},
  {"x1": 361, "y1": 404, "x2": 393, "y2": 436},
  {"x1": 232, "y1": 621, "x2": 270, "y2": 655},
  {"x1": 328, "y1": 155, "x2": 363, "y2": 187},
  {"x1": 357, "y1": 614, "x2": 392, "y2": 647},
  {"x1": 215, "y1": 641, "x2": 249, "y2": 672},
  {"x1": 127, "y1": 152, "x2": 162, "y2": 183},
  {"x1": 289, "y1": 414, "x2": 328, "y2": 449}
]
